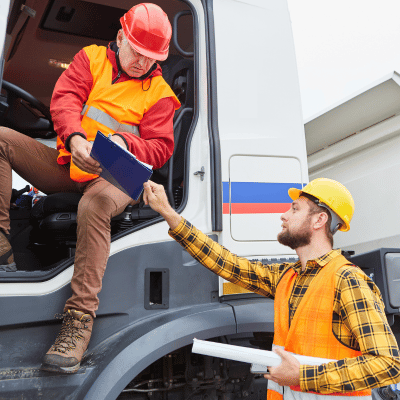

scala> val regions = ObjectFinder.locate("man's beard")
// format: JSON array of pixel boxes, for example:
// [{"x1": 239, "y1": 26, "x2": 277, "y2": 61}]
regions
[{"x1": 277, "y1": 219, "x2": 312, "y2": 250}]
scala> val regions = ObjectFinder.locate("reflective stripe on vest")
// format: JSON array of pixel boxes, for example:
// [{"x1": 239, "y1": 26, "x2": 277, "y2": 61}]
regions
[
  {"x1": 267, "y1": 254, "x2": 371, "y2": 400},
  {"x1": 81, "y1": 105, "x2": 140, "y2": 136},
  {"x1": 267, "y1": 377, "x2": 283, "y2": 400}
]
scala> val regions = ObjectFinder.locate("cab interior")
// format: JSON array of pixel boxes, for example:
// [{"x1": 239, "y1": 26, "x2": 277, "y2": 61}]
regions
[{"x1": 1, "y1": 0, "x2": 196, "y2": 275}]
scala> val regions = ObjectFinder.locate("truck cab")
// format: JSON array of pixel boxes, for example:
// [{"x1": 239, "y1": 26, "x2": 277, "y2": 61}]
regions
[{"x1": 3, "y1": 1, "x2": 395, "y2": 399}]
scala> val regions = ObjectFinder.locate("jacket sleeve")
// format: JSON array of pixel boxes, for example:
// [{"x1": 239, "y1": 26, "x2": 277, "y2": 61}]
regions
[
  {"x1": 113, "y1": 97, "x2": 176, "y2": 170},
  {"x1": 50, "y1": 48, "x2": 93, "y2": 151},
  {"x1": 300, "y1": 267, "x2": 400, "y2": 393}
]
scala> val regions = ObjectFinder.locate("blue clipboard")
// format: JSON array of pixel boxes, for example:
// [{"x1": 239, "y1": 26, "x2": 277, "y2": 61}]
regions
[{"x1": 90, "y1": 131, "x2": 153, "y2": 201}]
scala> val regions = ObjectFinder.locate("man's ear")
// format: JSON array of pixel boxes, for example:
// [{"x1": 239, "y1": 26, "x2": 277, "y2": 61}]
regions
[
  {"x1": 312, "y1": 212, "x2": 329, "y2": 231},
  {"x1": 116, "y1": 29, "x2": 123, "y2": 48}
]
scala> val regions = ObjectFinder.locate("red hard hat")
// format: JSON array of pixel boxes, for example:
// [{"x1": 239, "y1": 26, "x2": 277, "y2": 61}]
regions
[{"x1": 120, "y1": 3, "x2": 172, "y2": 61}]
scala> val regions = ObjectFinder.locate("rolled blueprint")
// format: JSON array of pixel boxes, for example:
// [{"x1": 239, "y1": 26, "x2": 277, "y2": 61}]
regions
[{"x1": 192, "y1": 338, "x2": 337, "y2": 373}]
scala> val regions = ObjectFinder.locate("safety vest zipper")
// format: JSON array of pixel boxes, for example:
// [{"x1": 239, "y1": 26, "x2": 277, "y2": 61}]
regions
[{"x1": 112, "y1": 70, "x2": 121, "y2": 84}]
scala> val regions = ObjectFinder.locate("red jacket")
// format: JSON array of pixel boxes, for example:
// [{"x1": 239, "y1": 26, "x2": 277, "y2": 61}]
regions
[{"x1": 50, "y1": 43, "x2": 178, "y2": 169}]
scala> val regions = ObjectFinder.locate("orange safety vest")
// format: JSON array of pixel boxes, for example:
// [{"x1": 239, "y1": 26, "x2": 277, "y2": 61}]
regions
[
  {"x1": 57, "y1": 44, "x2": 180, "y2": 182},
  {"x1": 267, "y1": 254, "x2": 371, "y2": 400}
]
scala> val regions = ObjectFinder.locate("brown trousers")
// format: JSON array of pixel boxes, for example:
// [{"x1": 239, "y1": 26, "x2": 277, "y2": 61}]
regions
[{"x1": 0, "y1": 127, "x2": 136, "y2": 317}]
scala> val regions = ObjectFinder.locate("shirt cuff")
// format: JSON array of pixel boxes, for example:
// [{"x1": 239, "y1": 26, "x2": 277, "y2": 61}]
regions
[
  {"x1": 168, "y1": 218, "x2": 192, "y2": 241},
  {"x1": 300, "y1": 365, "x2": 320, "y2": 392},
  {"x1": 112, "y1": 133, "x2": 129, "y2": 150},
  {"x1": 65, "y1": 132, "x2": 87, "y2": 152}
]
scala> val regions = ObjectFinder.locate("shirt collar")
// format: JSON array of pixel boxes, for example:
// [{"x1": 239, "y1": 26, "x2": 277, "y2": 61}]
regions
[{"x1": 292, "y1": 249, "x2": 342, "y2": 273}]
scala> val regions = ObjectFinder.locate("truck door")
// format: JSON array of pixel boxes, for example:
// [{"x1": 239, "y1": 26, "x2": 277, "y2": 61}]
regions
[{"x1": 212, "y1": 0, "x2": 308, "y2": 283}]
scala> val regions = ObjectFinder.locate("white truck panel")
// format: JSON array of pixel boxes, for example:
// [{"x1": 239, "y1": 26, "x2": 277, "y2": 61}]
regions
[{"x1": 213, "y1": 0, "x2": 307, "y2": 258}]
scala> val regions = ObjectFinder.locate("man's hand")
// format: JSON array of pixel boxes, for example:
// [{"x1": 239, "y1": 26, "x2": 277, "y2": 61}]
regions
[
  {"x1": 69, "y1": 135, "x2": 102, "y2": 175},
  {"x1": 264, "y1": 347, "x2": 301, "y2": 387},
  {"x1": 143, "y1": 181, "x2": 181, "y2": 230}
]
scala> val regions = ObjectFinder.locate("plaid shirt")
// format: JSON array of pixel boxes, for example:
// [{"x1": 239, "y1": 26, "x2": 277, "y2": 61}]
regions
[{"x1": 169, "y1": 218, "x2": 400, "y2": 394}]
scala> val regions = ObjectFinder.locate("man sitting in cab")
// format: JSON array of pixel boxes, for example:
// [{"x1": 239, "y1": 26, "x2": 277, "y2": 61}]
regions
[{"x1": 0, "y1": 3, "x2": 180, "y2": 373}]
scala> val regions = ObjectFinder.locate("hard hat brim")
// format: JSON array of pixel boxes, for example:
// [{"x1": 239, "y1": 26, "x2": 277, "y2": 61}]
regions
[{"x1": 129, "y1": 39, "x2": 169, "y2": 61}]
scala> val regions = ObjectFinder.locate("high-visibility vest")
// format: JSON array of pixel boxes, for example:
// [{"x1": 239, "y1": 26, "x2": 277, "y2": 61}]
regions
[
  {"x1": 267, "y1": 254, "x2": 371, "y2": 400},
  {"x1": 57, "y1": 44, "x2": 180, "y2": 182}
]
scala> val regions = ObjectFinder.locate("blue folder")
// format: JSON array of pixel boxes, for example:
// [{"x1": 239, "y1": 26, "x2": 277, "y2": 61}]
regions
[{"x1": 90, "y1": 131, "x2": 153, "y2": 201}]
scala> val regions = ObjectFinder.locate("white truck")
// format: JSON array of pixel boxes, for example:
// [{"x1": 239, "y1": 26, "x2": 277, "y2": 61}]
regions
[{"x1": 0, "y1": 0, "x2": 397, "y2": 399}]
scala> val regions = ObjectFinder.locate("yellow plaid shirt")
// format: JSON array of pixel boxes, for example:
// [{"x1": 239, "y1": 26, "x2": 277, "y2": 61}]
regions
[{"x1": 169, "y1": 218, "x2": 400, "y2": 394}]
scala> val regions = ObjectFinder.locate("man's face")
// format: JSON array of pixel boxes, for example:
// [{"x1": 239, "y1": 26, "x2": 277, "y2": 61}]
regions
[
  {"x1": 277, "y1": 197, "x2": 313, "y2": 250},
  {"x1": 116, "y1": 30, "x2": 156, "y2": 78}
]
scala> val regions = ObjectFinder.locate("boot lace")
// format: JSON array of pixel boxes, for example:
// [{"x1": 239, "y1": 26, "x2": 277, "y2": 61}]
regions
[{"x1": 51, "y1": 311, "x2": 91, "y2": 353}]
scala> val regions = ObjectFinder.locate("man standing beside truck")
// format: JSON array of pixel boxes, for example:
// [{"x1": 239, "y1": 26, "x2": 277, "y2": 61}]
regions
[
  {"x1": 143, "y1": 178, "x2": 400, "y2": 397},
  {"x1": 0, "y1": 3, "x2": 180, "y2": 373}
]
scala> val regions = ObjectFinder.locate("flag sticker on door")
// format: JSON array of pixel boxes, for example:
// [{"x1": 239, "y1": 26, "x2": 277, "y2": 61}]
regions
[{"x1": 223, "y1": 182, "x2": 302, "y2": 214}]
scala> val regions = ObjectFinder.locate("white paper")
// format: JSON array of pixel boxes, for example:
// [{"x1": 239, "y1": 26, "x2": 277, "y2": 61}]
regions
[{"x1": 192, "y1": 339, "x2": 337, "y2": 367}]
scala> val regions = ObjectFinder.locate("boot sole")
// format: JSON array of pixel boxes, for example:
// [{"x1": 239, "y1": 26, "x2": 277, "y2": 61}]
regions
[
  {"x1": 0, "y1": 262, "x2": 17, "y2": 272},
  {"x1": 40, "y1": 361, "x2": 81, "y2": 374}
]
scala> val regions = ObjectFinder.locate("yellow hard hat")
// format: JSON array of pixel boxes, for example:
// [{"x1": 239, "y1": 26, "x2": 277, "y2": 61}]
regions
[{"x1": 288, "y1": 178, "x2": 354, "y2": 232}]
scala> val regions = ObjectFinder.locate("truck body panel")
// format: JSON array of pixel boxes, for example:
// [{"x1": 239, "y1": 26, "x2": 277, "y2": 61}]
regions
[
  {"x1": 213, "y1": 0, "x2": 308, "y2": 258},
  {"x1": 305, "y1": 73, "x2": 400, "y2": 255}
]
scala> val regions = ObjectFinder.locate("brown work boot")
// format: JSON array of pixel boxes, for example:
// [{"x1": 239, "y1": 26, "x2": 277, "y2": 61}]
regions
[
  {"x1": 41, "y1": 309, "x2": 93, "y2": 373},
  {"x1": 0, "y1": 229, "x2": 16, "y2": 272}
]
